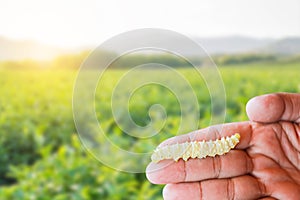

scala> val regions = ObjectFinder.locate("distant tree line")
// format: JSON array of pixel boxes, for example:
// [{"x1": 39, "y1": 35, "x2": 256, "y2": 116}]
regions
[
  {"x1": 109, "y1": 53, "x2": 200, "y2": 68},
  {"x1": 213, "y1": 54, "x2": 278, "y2": 65},
  {"x1": 0, "y1": 50, "x2": 298, "y2": 70}
]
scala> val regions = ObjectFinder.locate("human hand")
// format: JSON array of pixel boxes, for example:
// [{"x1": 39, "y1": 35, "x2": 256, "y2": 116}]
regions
[{"x1": 146, "y1": 93, "x2": 300, "y2": 199}]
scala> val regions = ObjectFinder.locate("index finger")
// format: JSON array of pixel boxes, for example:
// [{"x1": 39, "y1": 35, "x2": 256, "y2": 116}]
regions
[{"x1": 158, "y1": 121, "x2": 252, "y2": 149}]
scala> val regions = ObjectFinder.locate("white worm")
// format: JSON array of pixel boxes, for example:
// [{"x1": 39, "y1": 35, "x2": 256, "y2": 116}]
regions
[{"x1": 151, "y1": 133, "x2": 240, "y2": 163}]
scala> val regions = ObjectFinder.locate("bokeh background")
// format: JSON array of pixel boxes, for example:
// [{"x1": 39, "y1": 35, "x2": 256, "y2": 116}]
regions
[{"x1": 0, "y1": 0, "x2": 299, "y2": 199}]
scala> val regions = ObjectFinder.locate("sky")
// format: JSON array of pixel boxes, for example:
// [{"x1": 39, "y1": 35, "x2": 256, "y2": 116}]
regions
[{"x1": 0, "y1": 0, "x2": 299, "y2": 48}]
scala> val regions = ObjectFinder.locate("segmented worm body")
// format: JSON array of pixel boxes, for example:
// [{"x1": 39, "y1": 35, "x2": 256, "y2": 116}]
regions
[{"x1": 151, "y1": 133, "x2": 240, "y2": 163}]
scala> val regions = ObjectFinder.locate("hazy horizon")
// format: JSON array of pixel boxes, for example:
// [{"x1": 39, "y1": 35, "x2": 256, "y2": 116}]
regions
[{"x1": 1, "y1": 34, "x2": 300, "y2": 61}]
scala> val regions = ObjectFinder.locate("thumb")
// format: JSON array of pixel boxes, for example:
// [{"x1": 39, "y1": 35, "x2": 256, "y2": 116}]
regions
[{"x1": 246, "y1": 93, "x2": 300, "y2": 123}]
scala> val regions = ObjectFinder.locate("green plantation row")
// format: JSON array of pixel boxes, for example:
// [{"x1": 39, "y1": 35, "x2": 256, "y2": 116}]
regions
[{"x1": 0, "y1": 63, "x2": 299, "y2": 199}]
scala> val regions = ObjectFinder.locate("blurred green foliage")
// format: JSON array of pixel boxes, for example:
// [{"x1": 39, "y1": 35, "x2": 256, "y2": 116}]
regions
[{"x1": 0, "y1": 62, "x2": 299, "y2": 199}]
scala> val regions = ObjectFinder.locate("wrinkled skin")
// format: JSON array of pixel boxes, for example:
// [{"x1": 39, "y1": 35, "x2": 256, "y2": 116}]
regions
[{"x1": 146, "y1": 93, "x2": 300, "y2": 200}]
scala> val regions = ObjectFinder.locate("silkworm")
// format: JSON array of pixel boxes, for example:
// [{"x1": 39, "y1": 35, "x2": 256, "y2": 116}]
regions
[{"x1": 151, "y1": 133, "x2": 240, "y2": 163}]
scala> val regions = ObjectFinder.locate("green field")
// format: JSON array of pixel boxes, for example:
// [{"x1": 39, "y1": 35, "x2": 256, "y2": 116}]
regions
[{"x1": 0, "y1": 63, "x2": 299, "y2": 199}]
